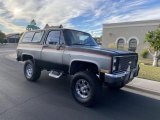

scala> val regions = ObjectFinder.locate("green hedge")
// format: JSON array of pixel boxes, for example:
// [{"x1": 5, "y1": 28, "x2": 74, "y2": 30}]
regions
[{"x1": 141, "y1": 49, "x2": 149, "y2": 58}]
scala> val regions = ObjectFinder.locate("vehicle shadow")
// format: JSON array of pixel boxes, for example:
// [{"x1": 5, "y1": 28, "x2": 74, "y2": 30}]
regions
[
  {"x1": 37, "y1": 71, "x2": 160, "y2": 120},
  {"x1": 97, "y1": 88, "x2": 160, "y2": 120}
]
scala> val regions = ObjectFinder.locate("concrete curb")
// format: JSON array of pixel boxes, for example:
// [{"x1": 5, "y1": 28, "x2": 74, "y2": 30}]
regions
[{"x1": 125, "y1": 85, "x2": 160, "y2": 96}]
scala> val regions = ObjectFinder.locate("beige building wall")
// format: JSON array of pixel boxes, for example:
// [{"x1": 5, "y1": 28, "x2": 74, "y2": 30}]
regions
[{"x1": 102, "y1": 20, "x2": 160, "y2": 53}]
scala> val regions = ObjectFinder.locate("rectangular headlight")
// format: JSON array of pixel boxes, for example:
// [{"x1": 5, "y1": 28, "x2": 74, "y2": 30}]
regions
[
  {"x1": 112, "y1": 57, "x2": 118, "y2": 72},
  {"x1": 113, "y1": 66, "x2": 116, "y2": 71},
  {"x1": 113, "y1": 57, "x2": 117, "y2": 63}
]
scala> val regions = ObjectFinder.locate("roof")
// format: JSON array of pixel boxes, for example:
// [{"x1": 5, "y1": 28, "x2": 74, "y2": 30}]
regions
[
  {"x1": 24, "y1": 28, "x2": 86, "y2": 33},
  {"x1": 103, "y1": 19, "x2": 160, "y2": 28}
]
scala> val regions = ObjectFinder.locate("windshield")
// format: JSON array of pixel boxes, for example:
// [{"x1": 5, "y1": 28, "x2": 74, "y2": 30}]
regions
[{"x1": 63, "y1": 30, "x2": 98, "y2": 46}]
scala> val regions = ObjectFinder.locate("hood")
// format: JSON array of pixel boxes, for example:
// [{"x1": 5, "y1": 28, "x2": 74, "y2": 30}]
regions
[
  {"x1": 93, "y1": 46, "x2": 137, "y2": 55},
  {"x1": 69, "y1": 45, "x2": 137, "y2": 56}
]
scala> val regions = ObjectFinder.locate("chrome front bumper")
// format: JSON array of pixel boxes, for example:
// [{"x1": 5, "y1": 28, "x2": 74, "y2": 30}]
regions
[{"x1": 104, "y1": 65, "x2": 139, "y2": 85}]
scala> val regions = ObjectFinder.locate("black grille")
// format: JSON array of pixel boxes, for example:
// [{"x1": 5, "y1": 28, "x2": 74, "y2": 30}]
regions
[{"x1": 117, "y1": 56, "x2": 137, "y2": 72}]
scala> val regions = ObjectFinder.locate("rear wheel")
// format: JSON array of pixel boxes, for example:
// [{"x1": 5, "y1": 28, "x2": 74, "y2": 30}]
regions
[
  {"x1": 71, "y1": 71, "x2": 102, "y2": 107},
  {"x1": 24, "y1": 60, "x2": 41, "y2": 81}
]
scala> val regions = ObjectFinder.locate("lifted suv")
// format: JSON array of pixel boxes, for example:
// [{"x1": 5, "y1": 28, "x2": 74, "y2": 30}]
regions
[{"x1": 17, "y1": 27, "x2": 139, "y2": 106}]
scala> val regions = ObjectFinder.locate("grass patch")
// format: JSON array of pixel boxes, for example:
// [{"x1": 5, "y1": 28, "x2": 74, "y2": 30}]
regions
[{"x1": 138, "y1": 59, "x2": 160, "y2": 82}]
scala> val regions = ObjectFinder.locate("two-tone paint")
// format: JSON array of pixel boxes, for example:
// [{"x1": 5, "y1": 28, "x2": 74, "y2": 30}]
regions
[{"x1": 17, "y1": 28, "x2": 138, "y2": 77}]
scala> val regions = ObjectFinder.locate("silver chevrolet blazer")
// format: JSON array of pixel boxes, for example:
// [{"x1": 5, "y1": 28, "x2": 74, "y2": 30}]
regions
[{"x1": 17, "y1": 27, "x2": 139, "y2": 107}]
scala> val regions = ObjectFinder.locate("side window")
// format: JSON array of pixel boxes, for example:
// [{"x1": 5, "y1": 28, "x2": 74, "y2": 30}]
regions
[
  {"x1": 22, "y1": 32, "x2": 35, "y2": 42},
  {"x1": 32, "y1": 31, "x2": 44, "y2": 42},
  {"x1": 46, "y1": 31, "x2": 60, "y2": 45}
]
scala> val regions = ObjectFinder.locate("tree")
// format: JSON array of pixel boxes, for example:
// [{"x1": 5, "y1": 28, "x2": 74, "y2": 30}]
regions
[
  {"x1": 26, "y1": 19, "x2": 40, "y2": 31},
  {"x1": 0, "y1": 31, "x2": 6, "y2": 44},
  {"x1": 145, "y1": 28, "x2": 160, "y2": 66},
  {"x1": 93, "y1": 36, "x2": 102, "y2": 45}
]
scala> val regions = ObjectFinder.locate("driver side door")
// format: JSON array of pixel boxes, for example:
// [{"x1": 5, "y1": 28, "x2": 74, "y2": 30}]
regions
[{"x1": 41, "y1": 30, "x2": 64, "y2": 70}]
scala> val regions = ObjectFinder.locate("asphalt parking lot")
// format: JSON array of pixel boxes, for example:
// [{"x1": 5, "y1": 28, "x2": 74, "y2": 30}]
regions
[{"x1": 0, "y1": 47, "x2": 160, "y2": 120}]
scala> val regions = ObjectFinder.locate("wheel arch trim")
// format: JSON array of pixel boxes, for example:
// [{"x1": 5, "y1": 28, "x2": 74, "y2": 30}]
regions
[{"x1": 69, "y1": 59, "x2": 100, "y2": 75}]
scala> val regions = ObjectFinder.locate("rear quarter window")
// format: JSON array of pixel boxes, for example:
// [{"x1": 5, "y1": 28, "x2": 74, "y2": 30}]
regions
[
  {"x1": 22, "y1": 32, "x2": 35, "y2": 42},
  {"x1": 32, "y1": 31, "x2": 44, "y2": 42}
]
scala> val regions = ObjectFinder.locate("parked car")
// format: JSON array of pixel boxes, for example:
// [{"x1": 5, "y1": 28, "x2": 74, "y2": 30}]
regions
[{"x1": 16, "y1": 27, "x2": 139, "y2": 106}]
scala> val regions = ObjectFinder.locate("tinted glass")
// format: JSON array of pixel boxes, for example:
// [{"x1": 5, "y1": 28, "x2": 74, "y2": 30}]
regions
[
  {"x1": 32, "y1": 31, "x2": 44, "y2": 42},
  {"x1": 46, "y1": 31, "x2": 60, "y2": 45},
  {"x1": 22, "y1": 32, "x2": 35, "y2": 42},
  {"x1": 63, "y1": 30, "x2": 98, "y2": 46}
]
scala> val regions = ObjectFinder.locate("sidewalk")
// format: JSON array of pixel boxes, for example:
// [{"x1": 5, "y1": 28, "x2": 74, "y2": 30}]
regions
[{"x1": 126, "y1": 78, "x2": 160, "y2": 96}]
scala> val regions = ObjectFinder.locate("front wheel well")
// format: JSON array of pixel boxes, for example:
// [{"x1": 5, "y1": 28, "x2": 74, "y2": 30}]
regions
[
  {"x1": 22, "y1": 54, "x2": 34, "y2": 61},
  {"x1": 70, "y1": 61, "x2": 99, "y2": 75}
]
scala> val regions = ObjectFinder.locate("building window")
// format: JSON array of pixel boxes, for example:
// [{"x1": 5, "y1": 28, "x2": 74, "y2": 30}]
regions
[
  {"x1": 128, "y1": 38, "x2": 137, "y2": 52},
  {"x1": 117, "y1": 38, "x2": 125, "y2": 49}
]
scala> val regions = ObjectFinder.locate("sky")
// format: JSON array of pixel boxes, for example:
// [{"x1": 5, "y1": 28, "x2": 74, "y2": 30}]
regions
[{"x1": 0, "y1": 0, "x2": 160, "y2": 36}]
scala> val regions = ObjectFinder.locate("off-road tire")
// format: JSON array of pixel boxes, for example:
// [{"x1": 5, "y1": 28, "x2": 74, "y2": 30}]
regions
[
  {"x1": 71, "y1": 71, "x2": 102, "y2": 107},
  {"x1": 24, "y1": 60, "x2": 41, "y2": 81}
]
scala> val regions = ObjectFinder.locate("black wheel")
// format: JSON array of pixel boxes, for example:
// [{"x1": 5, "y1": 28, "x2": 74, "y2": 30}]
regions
[
  {"x1": 71, "y1": 71, "x2": 102, "y2": 107},
  {"x1": 24, "y1": 60, "x2": 41, "y2": 81}
]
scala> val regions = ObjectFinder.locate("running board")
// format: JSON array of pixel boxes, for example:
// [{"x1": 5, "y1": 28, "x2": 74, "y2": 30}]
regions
[{"x1": 49, "y1": 71, "x2": 63, "y2": 79}]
